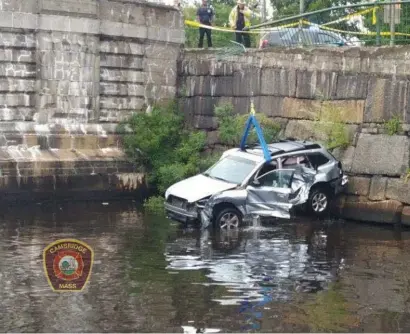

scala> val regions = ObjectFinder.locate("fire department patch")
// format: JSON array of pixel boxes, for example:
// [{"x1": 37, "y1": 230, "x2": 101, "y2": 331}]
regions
[{"x1": 43, "y1": 239, "x2": 94, "y2": 292}]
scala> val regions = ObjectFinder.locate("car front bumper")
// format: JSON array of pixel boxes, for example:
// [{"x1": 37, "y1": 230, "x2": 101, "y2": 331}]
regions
[
  {"x1": 200, "y1": 209, "x2": 212, "y2": 228},
  {"x1": 164, "y1": 202, "x2": 198, "y2": 224}
]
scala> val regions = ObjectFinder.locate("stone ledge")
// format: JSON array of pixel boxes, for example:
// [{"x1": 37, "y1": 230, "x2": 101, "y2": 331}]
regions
[
  {"x1": 0, "y1": 133, "x2": 122, "y2": 150},
  {"x1": 0, "y1": 173, "x2": 147, "y2": 199},
  {"x1": 0, "y1": 122, "x2": 123, "y2": 135},
  {"x1": 0, "y1": 142, "x2": 144, "y2": 197},
  {"x1": 182, "y1": 46, "x2": 410, "y2": 76},
  {"x1": 340, "y1": 198, "x2": 403, "y2": 224},
  {"x1": 0, "y1": 11, "x2": 184, "y2": 44},
  {"x1": 0, "y1": 147, "x2": 136, "y2": 177},
  {"x1": 39, "y1": 0, "x2": 98, "y2": 18}
]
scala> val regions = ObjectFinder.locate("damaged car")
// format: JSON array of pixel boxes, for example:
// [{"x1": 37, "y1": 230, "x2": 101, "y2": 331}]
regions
[{"x1": 164, "y1": 139, "x2": 348, "y2": 228}]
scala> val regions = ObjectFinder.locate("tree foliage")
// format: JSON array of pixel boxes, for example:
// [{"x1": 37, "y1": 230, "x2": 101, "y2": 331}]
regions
[
  {"x1": 271, "y1": 0, "x2": 364, "y2": 33},
  {"x1": 272, "y1": 0, "x2": 361, "y2": 18}
]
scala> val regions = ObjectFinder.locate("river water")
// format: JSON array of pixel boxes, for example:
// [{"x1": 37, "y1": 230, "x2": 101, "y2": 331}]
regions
[{"x1": 1, "y1": 201, "x2": 410, "y2": 332}]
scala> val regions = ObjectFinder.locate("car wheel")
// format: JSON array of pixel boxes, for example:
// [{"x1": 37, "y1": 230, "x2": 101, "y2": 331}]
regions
[
  {"x1": 308, "y1": 187, "x2": 330, "y2": 217},
  {"x1": 215, "y1": 207, "x2": 242, "y2": 230}
]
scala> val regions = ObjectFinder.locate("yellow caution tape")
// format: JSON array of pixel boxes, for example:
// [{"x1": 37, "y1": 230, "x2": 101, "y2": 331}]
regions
[
  {"x1": 185, "y1": 19, "x2": 301, "y2": 33},
  {"x1": 185, "y1": 20, "x2": 261, "y2": 34},
  {"x1": 186, "y1": 5, "x2": 410, "y2": 38},
  {"x1": 322, "y1": 7, "x2": 378, "y2": 26},
  {"x1": 372, "y1": 6, "x2": 377, "y2": 24},
  {"x1": 319, "y1": 24, "x2": 410, "y2": 37}
]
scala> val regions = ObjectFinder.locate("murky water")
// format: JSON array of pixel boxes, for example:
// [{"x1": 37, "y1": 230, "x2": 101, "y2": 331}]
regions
[{"x1": 2, "y1": 201, "x2": 410, "y2": 332}]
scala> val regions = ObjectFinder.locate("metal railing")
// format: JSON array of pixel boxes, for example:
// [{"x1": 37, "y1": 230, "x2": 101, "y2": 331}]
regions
[
  {"x1": 251, "y1": 1, "x2": 410, "y2": 47},
  {"x1": 184, "y1": 1, "x2": 410, "y2": 48}
]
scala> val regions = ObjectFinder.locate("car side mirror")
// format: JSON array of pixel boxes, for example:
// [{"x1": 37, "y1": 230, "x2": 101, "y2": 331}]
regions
[{"x1": 252, "y1": 178, "x2": 260, "y2": 186}]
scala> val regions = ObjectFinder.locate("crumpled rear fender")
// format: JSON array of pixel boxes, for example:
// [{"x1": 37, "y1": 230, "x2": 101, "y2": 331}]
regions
[{"x1": 288, "y1": 184, "x2": 312, "y2": 206}]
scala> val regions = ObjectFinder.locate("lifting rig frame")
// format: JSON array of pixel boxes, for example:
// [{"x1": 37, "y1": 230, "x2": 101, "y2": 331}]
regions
[{"x1": 239, "y1": 99, "x2": 271, "y2": 162}]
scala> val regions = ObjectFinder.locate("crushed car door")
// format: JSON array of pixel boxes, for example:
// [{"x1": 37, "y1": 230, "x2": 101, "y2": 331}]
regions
[
  {"x1": 287, "y1": 166, "x2": 317, "y2": 205},
  {"x1": 245, "y1": 169, "x2": 296, "y2": 219}
]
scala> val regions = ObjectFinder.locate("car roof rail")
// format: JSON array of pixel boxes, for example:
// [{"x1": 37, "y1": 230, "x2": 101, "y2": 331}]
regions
[
  {"x1": 303, "y1": 143, "x2": 321, "y2": 150},
  {"x1": 243, "y1": 143, "x2": 260, "y2": 150},
  {"x1": 272, "y1": 150, "x2": 285, "y2": 156}
]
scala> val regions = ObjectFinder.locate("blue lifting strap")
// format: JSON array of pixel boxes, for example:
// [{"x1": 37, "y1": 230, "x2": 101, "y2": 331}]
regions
[{"x1": 239, "y1": 101, "x2": 271, "y2": 162}]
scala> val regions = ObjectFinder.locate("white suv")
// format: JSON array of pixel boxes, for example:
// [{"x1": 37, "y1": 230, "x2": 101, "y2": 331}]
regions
[{"x1": 164, "y1": 139, "x2": 348, "y2": 228}]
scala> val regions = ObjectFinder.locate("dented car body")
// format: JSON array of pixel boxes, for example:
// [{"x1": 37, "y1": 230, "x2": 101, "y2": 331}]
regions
[{"x1": 164, "y1": 139, "x2": 348, "y2": 229}]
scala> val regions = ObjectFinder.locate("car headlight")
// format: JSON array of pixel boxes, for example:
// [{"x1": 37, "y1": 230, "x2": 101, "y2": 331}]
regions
[{"x1": 186, "y1": 202, "x2": 196, "y2": 212}]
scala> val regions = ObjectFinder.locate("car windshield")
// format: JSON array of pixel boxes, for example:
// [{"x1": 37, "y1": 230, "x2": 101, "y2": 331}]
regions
[{"x1": 203, "y1": 155, "x2": 257, "y2": 185}]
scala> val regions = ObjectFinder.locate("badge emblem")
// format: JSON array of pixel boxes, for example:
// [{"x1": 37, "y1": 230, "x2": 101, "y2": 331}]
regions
[{"x1": 43, "y1": 239, "x2": 94, "y2": 292}]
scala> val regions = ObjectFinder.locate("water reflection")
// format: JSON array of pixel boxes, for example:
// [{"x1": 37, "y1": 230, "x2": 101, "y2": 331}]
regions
[
  {"x1": 2, "y1": 202, "x2": 410, "y2": 332},
  {"x1": 165, "y1": 221, "x2": 345, "y2": 331},
  {"x1": 166, "y1": 223, "x2": 343, "y2": 305}
]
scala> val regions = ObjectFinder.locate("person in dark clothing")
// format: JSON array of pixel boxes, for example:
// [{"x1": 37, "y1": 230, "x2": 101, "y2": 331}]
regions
[
  {"x1": 229, "y1": 0, "x2": 252, "y2": 47},
  {"x1": 197, "y1": 0, "x2": 214, "y2": 48}
]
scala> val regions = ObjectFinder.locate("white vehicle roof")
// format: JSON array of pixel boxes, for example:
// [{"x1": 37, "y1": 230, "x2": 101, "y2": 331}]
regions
[
  {"x1": 220, "y1": 140, "x2": 325, "y2": 163},
  {"x1": 222, "y1": 148, "x2": 265, "y2": 163}
]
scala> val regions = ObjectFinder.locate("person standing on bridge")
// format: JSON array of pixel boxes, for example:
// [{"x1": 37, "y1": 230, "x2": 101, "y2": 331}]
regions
[
  {"x1": 229, "y1": 0, "x2": 252, "y2": 48},
  {"x1": 197, "y1": 0, "x2": 214, "y2": 48}
]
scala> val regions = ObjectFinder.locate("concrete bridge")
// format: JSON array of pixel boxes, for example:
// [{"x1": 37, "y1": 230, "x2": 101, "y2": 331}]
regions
[{"x1": 1, "y1": 0, "x2": 410, "y2": 225}]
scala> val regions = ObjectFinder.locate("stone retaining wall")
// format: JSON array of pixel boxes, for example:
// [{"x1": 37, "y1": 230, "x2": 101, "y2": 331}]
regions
[
  {"x1": 178, "y1": 47, "x2": 410, "y2": 225},
  {"x1": 0, "y1": 0, "x2": 184, "y2": 199}
]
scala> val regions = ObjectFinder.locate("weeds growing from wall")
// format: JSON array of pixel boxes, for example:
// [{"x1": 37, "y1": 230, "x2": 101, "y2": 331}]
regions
[
  {"x1": 384, "y1": 115, "x2": 402, "y2": 135},
  {"x1": 404, "y1": 168, "x2": 410, "y2": 183},
  {"x1": 119, "y1": 101, "x2": 217, "y2": 214},
  {"x1": 215, "y1": 103, "x2": 281, "y2": 146},
  {"x1": 313, "y1": 102, "x2": 350, "y2": 150}
]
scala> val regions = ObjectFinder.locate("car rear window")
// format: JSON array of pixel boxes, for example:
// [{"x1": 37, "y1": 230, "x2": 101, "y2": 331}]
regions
[{"x1": 307, "y1": 153, "x2": 329, "y2": 168}]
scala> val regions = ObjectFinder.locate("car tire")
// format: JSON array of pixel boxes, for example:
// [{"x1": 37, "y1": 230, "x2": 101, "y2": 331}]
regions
[
  {"x1": 214, "y1": 207, "x2": 243, "y2": 230},
  {"x1": 307, "y1": 187, "x2": 330, "y2": 218}
]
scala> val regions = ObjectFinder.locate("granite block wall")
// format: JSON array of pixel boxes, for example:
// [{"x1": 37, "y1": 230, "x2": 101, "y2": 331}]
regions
[
  {"x1": 0, "y1": 0, "x2": 184, "y2": 199},
  {"x1": 178, "y1": 47, "x2": 410, "y2": 225}
]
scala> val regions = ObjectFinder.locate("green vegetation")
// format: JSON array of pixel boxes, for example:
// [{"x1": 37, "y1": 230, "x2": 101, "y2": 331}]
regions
[
  {"x1": 120, "y1": 100, "x2": 217, "y2": 213},
  {"x1": 144, "y1": 195, "x2": 167, "y2": 214},
  {"x1": 314, "y1": 103, "x2": 350, "y2": 150},
  {"x1": 271, "y1": 0, "x2": 362, "y2": 21},
  {"x1": 404, "y1": 168, "x2": 410, "y2": 183},
  {"x1": 215, "y1": 103, "x2": 281, "y2": 146},
  {"x1": 384, "y1": 115, "x2": 402, "y2": 136}
]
